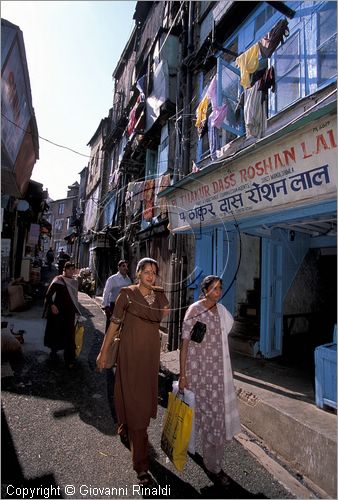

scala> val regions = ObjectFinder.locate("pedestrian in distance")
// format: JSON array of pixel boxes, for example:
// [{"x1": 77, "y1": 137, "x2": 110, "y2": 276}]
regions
[
  {"x1": 46, "y1": 247, "x2": 55, "y2": 271},
  {"x1": 101, "y1": 260, "x2": 132, "y2": 422},
  {"x1": 96, "y1": 257, "x2": 169, "y2": 486},
  {"x1": 102, "y1": 260, "x2": 132, "y2": 332},
  {"x1": 43, "y1": 261, "x2": 81, "y2": 368},
  {"x1": 58, "y1": 248, "x2": 70, "y2": 274},
  {"x1": 179, "y1": 275, "x2": 241, "y2": 488}
]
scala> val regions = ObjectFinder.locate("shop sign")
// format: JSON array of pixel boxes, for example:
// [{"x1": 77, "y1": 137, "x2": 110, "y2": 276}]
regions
[
  {"x1": 1, "y1": 41, "x2": 31, "y2": 165},
  {"x1": 168, "y1": 116, "x2": 337, "y2": 231}
]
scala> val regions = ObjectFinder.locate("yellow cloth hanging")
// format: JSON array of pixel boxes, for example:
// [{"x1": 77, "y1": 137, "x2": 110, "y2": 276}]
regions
[
  {"x1": 236, "y1": 43, "x2": 260, "y2": 89},
  {"x1": 195, "y1": 94, "x2": 209, "y2": 130}
]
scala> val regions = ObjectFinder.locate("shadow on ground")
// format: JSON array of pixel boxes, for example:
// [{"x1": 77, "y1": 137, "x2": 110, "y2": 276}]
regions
[
  {"x1": 1, "y1": 407, "x2": 64, "y2": 499},
  {"x1": 2, "y1": 301, "x2": 116, "y2": 437}
]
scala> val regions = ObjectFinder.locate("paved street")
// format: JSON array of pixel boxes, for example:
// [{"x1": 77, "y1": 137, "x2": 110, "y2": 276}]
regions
[{"x1": 2, "y1": 294, "x2": 295, "y2": 499}]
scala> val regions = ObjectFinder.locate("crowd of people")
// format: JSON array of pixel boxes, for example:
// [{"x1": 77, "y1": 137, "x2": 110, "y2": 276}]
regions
[{"x1": 42, "y1": 255, "x2": 240, "y2": 488}]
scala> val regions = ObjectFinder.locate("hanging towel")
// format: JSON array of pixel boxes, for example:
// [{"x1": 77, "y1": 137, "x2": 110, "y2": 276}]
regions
[
  {"x1": 259, "y1": 18, "x2": 289, "y2": 59},
  {"x1": 143, "y1": 179, "x2": 155, "y2": 221},
  {"x1": 195, "y1": 94, "x2": 209, "y2": 138},
  {"x1": 132, "y1": 181, "x2": 144, "y2": 212},
  {"x1": 206, "y1": 75, "x2": 217, "y2": 108},
  {"x1": 158, "y1": 174, "x2": 171, "y2": 217},
  {"x1": 127, "y1": 99, "x2": 139, "y2": 136},
  {"x1": 258, "y1": 66, "x2": 276, "y2": 93},
  {"x1": 243, "y1": 80, "x2": 267, "y2": 139},
  {"x1": 236, "y1": 43, "x2": 260, "y2": 89},
  {"x1": 208, "y1": 116, "x2": 220, "y2": 161},
  {"x1": 209, "y1": 104, "x2": 227, "y2": 129}
]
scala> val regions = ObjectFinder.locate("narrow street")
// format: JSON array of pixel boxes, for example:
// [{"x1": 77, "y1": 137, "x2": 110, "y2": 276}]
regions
[{"x1": 3, "y1": 293, "x2": 298, "y2": 500}]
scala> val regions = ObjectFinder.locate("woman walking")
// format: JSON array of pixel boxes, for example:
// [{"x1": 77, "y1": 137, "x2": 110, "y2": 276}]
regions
[
  {"x1": 44, "y1": 261, "x2": 81, "y2": 368},
  {"x1": 179, "y1": 275, "x2": 241, "y2": 487},
  {"x1": 97, "y1": 258, "x2": 169, "y2": 485}
]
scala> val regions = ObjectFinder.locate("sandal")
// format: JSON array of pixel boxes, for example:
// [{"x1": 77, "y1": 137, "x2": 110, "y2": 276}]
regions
[
  {"x1": 211, "y1": 469, "x2": 231, "y2": 488},
  {"x1": 137, "y1": 472, "x2": 152, "y2": 486}
]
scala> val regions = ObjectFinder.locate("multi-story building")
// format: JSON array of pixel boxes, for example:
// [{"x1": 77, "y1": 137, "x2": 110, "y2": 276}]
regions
[
  {"x1": 79, "y1": 1, "x2": 336, "y2": 361},
  {"x1": 49, "y1": 182, "x2": 79, "y2": 260},
  {"x1": 161, "y1": 0, "x2": 337, "y2": 360},
  {"x1": 1, "y1": 18, "x2": 40, "y2": 282},
  {"x1": 81, "y1": 118, "x2": 111, "y2": 293}
]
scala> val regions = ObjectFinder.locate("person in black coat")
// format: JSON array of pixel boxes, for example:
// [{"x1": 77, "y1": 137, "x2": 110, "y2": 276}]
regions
[{"x1": 43, "y1": 262, "x2": 80, "y2": 367}]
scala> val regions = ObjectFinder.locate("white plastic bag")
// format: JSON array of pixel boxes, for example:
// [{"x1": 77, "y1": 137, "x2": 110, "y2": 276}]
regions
[{"x1": 172, "y1": 380, "x2": 196, "y2": 454}]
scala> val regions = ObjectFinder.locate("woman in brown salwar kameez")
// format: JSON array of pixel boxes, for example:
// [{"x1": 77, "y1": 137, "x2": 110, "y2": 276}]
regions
[
  {"x1": 179, "y1": 275, "x2": 241, "y2": 488},
  {"x1": 97, "y1": 258, "x2": 169, "y2": 485}
]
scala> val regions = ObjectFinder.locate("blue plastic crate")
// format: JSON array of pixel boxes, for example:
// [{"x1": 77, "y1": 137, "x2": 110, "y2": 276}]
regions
[{"x1": 315, "y1": 343, "x2": 337, "y2": 410}]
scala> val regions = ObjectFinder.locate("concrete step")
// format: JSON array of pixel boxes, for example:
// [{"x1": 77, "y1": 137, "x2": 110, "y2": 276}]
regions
[{"x1": 160, "y1": 349, "x2": 337, "y2": 498}]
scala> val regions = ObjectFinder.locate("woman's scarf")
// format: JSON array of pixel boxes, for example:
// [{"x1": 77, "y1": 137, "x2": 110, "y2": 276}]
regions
[
  {"x1": 48, "y1": 275, "x2": 81, "y2": 314},
  {"x1": 216, "y1": 303, "x2": 242, "y2": 439}
]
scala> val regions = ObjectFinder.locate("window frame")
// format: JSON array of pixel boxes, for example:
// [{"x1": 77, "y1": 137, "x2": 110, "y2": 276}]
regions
[{"x1": 316, "y1": 1, "x2": 337, "y2": 89}]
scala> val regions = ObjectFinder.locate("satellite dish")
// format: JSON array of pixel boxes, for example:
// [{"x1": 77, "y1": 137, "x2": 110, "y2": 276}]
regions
[{"x1": 16, "y1": 200, "x2": 30, "y2": 211}]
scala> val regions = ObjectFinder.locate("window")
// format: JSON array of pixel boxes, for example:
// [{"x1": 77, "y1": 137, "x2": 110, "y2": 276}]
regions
[
  {"x1": 195, "y1": 1, "x2": 337, "y2": 161},
  {"x1": 317, "y1": 2, "x2": 337, "y2": 86},
  {"x1": 199, "y1": 2, "x2": 213, "y2": 19},
  {"x1": 58, "y1": 203, "x2": 64, "y2": 215},
  {"x1": 145, "y1": 149, "x2": 158, "y2": 179},
  {"x1": 254, "y1": 5, "x2": 276, "y2": 36},
  {"x1": 54, "y1": 219, "x2": 63, "y2": 231},
  {"x1": 274, "y1": 32, "x2": 301, "y2": 112},
  {"x1": 220, "y1": 2, "x2": 336, "y2": 118},
  {"x1": 157, "y1": 124, "x2": 169, "y2": 176}
]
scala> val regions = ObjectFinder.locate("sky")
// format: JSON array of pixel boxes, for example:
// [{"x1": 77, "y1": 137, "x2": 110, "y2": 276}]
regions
[{"x1": 2, "y1": 1, "x2": 136, "y2": 201}]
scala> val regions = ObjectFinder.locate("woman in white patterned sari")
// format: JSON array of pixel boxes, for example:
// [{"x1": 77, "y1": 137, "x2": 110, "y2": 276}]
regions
[{"x1": 179, "y1": 275, "x2": 241, "y2": 487}]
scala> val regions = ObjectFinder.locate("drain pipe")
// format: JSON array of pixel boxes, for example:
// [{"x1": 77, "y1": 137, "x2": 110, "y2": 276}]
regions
[{"x1": 181, "y1": 0, "x2": 194, "y2": 178}]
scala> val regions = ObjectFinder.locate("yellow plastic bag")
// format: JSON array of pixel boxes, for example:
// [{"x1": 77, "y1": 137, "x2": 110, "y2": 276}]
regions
[
  {"x1": 161, "y1": 391, "x2": 193, "y2": 472},
  {"x1": 74, "y1": 322, "x2": 84, "y2": 357}
]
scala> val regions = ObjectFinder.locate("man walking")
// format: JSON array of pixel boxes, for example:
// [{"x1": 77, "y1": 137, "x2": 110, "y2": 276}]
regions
[
  {"x1": 102, "y1": 260, "x2": 132, "y2": 332},
  {"x1": 101, "y1": 260, "x2": 132, "y2": 421}
]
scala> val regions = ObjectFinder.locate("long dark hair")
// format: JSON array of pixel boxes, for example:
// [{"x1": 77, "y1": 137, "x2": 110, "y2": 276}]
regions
[{"x1": 200, "y1": 275, "x2": 222, "y2": 297}]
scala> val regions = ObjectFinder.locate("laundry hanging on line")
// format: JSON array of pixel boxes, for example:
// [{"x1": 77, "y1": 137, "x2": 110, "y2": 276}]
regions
[{"x1": 236, "y1": 18, "x2": 289, "y2": 90}]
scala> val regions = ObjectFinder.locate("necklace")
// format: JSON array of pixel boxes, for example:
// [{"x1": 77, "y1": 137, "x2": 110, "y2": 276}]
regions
[{"x1": 144, "y1": 289, "x2": 155, "y2": 305}]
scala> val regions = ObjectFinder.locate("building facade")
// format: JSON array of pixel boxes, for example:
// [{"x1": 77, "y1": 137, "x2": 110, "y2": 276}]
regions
[
  {"x1": 161, "y1": 0, "x2": 337, "y2": 360},
  {"x1": 77, "y1": 1, "x2": 336, "y2": 362},
  {"x1": 1, "y1": 19, "x2": 41, "y2": 283},
  {"x1": 49, "y1": 182, "x2": 79, "y2": 261}
]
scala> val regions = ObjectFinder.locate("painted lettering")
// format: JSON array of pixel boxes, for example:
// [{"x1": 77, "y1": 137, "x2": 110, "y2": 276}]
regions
[
  {"x1": 263, "y1": 157, "x2": 273, "y2": 174},
  {"x1": 239, "y1": 169, "x2": 247, "y2": 182},
  {"x1": 315, "y1": 133, "x2": 329, "y2": 154},
  {"x1": 247, "y1": 166, "x2": 255, "y2": 179},
  {"x1": 301, "y1": 141, "x2": 312, "y2": 159},
  {"x1": 327, "y1": 129, "x2": 337, "y2": 148},
  {"x1": 255, "y1": 161, "x2": 264, "y2": 176},
  {"x1": 274, "y1": 153, "x2": 285, "y2": 169},
  {"x1": 204, "y1": 185, "x2": 210, "y2": 197},
  {"x1": 283, "y1": 147, "x2": 296, "y2": 165}
]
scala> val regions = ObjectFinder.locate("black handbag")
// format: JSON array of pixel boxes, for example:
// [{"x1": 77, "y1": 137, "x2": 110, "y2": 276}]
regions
[{"x1": 190, "y1": 321, "x2": 207, "y2": 343}]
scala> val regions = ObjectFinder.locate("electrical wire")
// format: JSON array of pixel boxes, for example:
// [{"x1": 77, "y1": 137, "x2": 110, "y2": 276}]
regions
[{"x1": 1, "y1": 112, "x2": 94, "y2": 159}]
